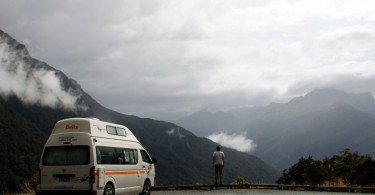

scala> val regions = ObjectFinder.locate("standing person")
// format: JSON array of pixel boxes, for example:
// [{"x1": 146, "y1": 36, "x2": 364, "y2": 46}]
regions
[{"x1": 212, "y1": 145, "x2": 225, "y2": 186}]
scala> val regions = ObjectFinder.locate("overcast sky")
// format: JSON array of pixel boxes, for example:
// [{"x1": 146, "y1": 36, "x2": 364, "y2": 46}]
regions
[{"x1": 1, "y1": 0, "x2": 375, "y2": 121}]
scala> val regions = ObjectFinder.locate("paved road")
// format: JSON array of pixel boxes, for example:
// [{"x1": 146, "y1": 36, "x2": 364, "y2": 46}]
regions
[{"x1": 152, "y1": 189, "x2": 370, "y2": 195}]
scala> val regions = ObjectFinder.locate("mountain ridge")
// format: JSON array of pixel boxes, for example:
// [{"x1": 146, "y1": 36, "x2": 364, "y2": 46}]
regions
[{"x1": 175, "y1": 88, "x2": 375, "y2": 171}]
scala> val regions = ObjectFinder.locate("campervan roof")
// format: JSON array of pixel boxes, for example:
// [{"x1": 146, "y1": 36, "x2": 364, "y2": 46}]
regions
[{"x1": 51, "y1": 118, "x2": 139, "y2": 142}]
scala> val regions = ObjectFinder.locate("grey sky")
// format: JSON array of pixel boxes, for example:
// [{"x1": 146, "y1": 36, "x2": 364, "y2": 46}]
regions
[{"x1": 1, "y1": 0, "x2": 375, "y2": 121}]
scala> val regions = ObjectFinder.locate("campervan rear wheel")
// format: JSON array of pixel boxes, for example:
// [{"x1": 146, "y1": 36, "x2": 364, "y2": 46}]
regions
[
  {"x1": 140, "y1": 180, "x2": 151, "y2": 195},
  {"x1": 104, "y1": 183, "x2": 115, "y2": 195}
]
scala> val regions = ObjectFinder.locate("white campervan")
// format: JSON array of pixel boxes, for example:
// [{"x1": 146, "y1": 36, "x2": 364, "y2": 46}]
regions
[{"x1": 36, "y1": 118, "x2": 157, "y2": 195}]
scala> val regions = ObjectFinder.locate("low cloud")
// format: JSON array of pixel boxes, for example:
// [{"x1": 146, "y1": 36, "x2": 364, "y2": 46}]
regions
[
  {"x1": 166, "y1": 127, "x2": 185, "y2": 139},
  {"x1": 0, "y1": 41, "x2": 81, "y2": 110},
  {"x1": 207, "y1": 132, "x2": 257, "y2": 153}
]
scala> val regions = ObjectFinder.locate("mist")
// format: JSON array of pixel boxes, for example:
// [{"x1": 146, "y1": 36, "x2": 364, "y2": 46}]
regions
[
  {"x1": 0, "y1": 40, "x2": 80, "y2": 110},
  {"x1": 207, "y1": 132, "x2": 257, "y2": 153}
]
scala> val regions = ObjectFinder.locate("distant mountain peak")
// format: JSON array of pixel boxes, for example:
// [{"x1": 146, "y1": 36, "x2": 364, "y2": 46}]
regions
[
  {"x1": 195, "y1": 109, "x2": 212, "y2": 115},
  {"x1": 306, "y1": 88, "x2": 346, "y2": 96},
  {"x1": 290, "y1": 88, "x2": 375, "y2": 109},
  {"x1": 0, "y1": 29, "x2": 30, "y2": 57},
  {"x1": 304, "y1": 88, "x2": 373, "y2": 99},
  {"x1": 283, "y1": 88, "x2": 375, "y2": 117}
]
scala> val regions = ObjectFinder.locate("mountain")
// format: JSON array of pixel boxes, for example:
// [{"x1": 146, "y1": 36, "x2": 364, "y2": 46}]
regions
[
  {"x1": 176, "y1": 88, "x2": 375, "y2": 171},
  {"x1": 0, "y1": 29, "x2": 278, "y2": 193},
  {"x1": 174, "y1": 109, "x2": 241, "y2": 137}
]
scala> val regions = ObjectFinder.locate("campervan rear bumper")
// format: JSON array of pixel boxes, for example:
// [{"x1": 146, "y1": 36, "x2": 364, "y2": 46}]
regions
[{"x1": 36, "y1": 184, "x2": 100, "y2": 195}]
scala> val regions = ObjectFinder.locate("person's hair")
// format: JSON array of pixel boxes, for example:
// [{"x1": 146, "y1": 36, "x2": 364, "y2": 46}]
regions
[{"x1": 216, "y1": 146, "x2": 221, "y2": 151}]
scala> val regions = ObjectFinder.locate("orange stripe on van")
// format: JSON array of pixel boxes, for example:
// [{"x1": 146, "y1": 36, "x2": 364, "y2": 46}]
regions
[{"x1": 105, "y1": 171, "x2": 141, "y2": 175}]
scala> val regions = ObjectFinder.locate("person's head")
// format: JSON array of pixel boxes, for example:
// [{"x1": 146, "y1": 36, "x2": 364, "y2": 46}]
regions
[{"x1": 216, "y1": 146, "x2": 221, "y2": 151}]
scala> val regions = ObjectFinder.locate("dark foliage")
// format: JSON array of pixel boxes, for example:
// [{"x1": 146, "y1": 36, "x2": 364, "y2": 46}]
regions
[
  {"x1": 0, "y1": 96, "x2": 77, "y2": 193},
  {"x1": 277, "y1": 149, "x2": 375, "y2": 186}
]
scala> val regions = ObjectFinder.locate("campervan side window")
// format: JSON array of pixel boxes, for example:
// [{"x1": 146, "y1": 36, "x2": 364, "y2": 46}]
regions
[
  {"x1": 42, "y1": 146, "x2": 90, "y2": 165},
  {"x1": 106, "y1": 126, "x2": 127, "y2": 136},
  {"x1": 96, "y1": 146, "x2": 138, "y2": 165},
  {"x1": 106, "y1": 126, "x2": 117, "y2": 135},
  {"x1": 140, "y1": 150, "x2": 152, "y2": 164},
  {"x1": 116, "y1": 128, "x2": 126, "y2": 136}
]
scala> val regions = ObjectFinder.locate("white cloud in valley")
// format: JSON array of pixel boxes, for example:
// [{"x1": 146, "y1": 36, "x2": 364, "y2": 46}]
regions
[{"x1": 207, "y1": 132, "x2": 257, "y2": 153}]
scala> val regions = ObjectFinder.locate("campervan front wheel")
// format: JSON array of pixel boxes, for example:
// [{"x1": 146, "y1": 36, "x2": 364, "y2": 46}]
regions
[
  {"x1": 104, "y1": 183, "x2": 115, "y2": 195},
  {"x1": 140, "y1": 180, "x2": 151, "y2": 195}
]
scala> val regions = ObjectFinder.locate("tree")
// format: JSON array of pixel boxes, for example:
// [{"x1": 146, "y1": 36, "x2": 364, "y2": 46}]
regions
[
  {"x1": 325, "y1": 149, "x2": 361, "y2": 184},
  {"x1": 278, "y1": 149, "x2": 375, "y2": 187},
  {"x1": 277, "y1": 156, "x2": 326, "y2": 185},
  {"x1": 350, "y1": 157, "x2": 375, "y2": 186}
]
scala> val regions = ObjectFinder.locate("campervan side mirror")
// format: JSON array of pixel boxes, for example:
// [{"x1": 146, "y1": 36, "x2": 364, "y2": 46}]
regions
[{"x1": 152, "y1": 158, "x2": 157, "y2": 164}]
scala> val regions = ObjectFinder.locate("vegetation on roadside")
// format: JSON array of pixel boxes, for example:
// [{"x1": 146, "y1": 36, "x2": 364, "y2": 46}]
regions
[
  {"x1": 231, "y1": 176, "x2": 250, "y2": 185},
  {"x1": 19, "y1": 172, "x2": 39, "y2": 194},
  {"x1": 277, "y1": 149, "x2": 375, "y2": 187}
]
